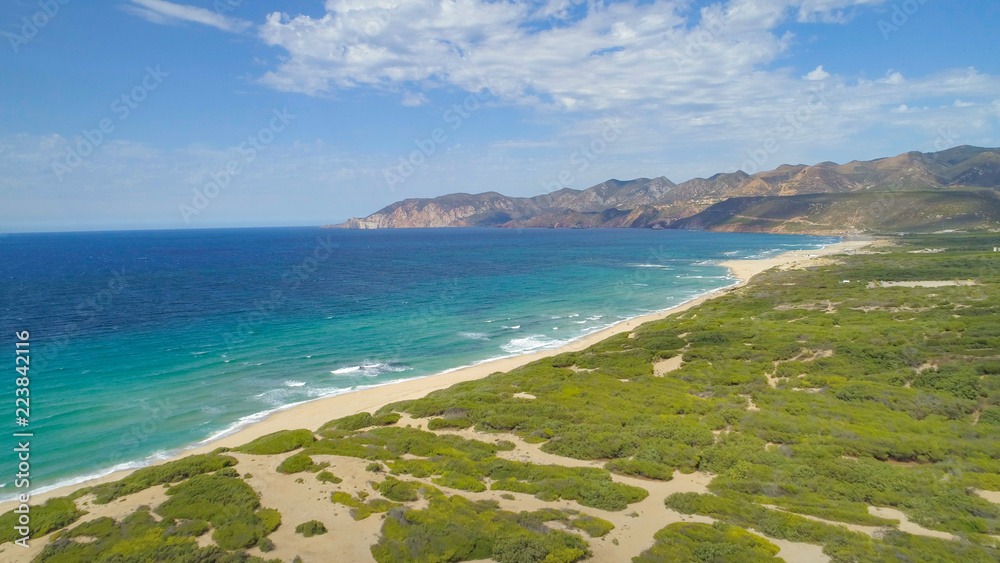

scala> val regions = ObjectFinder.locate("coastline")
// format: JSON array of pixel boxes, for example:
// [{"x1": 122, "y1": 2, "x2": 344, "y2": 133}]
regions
[{"x1": 1, "y1": 236, "x2": 873, "y2": 512}]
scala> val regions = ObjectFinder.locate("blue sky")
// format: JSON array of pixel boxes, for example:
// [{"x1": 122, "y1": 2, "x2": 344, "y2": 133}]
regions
[{"x1": 2, "y1": 0, "x2": 999, "y2": 232}]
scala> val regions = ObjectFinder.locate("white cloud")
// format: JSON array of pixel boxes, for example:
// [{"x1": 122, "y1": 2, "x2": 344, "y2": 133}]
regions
[
  {"x1": 804, "y1": 65, "x2": 831, "y2": 81},
  {"x1": 879, "y1": 71, "x2": 905, "y2": 84},
  {"x1": 124, "y1": 0, "x2": 252, "y2": 33}
]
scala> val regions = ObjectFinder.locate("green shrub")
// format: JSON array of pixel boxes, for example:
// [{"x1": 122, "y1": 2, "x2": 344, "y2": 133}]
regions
[
  {"x1": 332, "y1": 492, "x2": 362, "y2": 508},
  {"x1": 371, "y1": 493, "x2": 590, "y2": 563},
  {"x1": 320, "y1": 411, "x2": 401, "y2": 435},
  {"x1": 605, "y1": 458, "x2": 674, "y2": 480},
  {"x1": 634, "y1": 521, "x2": 782, "y2": 562},
  {"x1": 155, "y1": 473, "x2": 278, "y2": 550},
  {"x1": 571, "y1": 515, "x2": 614, "y2": 537},
  {"x1": 172, "y1": 519, "x2": 210, "y2": 537},
  {"x1": 295, "y1": 520, "x2": 327, "y2": 537},
  {"x1": 86, "y1": 452, "x2": 237, "y2": 504},
  {"x1": 236, "y1": 429, "x2": 316, "y2": 455},
  {"x1": 316, "y1": 470, "x2": 343, "y2": 484},
  {"x1": 428, "y1": 417, "x2": 474, "y2": 430},
  {"x1": 34, "y1": 505, "x2": 280, "y2": 563},
  {"x1": 432, "y1": 471, "x2": 487, "y2": 492},
  {"x1": 277, "y1": 453, "x2": 328, "y2": 474},
  {"x1": 216, "y1": 467, "x2": 241, "y2": 478},
  {"x1": 378, "y1": 477, "x2": 422, "y2": 502},
  {"x1": 0, "y1": 497, "x2": 85, "y2": 542}
]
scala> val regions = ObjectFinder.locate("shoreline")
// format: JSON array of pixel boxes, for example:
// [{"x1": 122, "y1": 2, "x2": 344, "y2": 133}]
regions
[{"x1": 1, "y1": 236, "x2": 873, "y2": 511}]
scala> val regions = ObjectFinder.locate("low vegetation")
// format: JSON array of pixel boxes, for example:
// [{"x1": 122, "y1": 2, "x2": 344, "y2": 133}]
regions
[
  {"x1": 371, "y1": 491, "x2": 592, "y2": 563},
  {"x1": 77, "y1": 451, "x2": 237, "y2": 504},
  {"x1": 276, "y1": 453, "x2": 328, "y2": 474},
  {"x1": 634, "y1": 521, "x2": 782, "y2": 562},
  {"x1": 234, "y1": 429, "x2": 316, "y2": 455},
  {"x1": 294, "y1": 520, "x2": 327, "y2": 537}
]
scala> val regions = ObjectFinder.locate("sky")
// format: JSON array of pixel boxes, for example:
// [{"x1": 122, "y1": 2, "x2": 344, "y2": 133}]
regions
[{"x1": 1, "y1": 0, "x2": 999, "y2": 232}]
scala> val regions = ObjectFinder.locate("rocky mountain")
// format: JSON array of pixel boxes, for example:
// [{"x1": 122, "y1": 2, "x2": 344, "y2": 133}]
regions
[
  {"x1": 329, "y1": 146, "x2": 1000, "y2": 233},
  {"x1": 668, "y1": 190, "x2": 1000, "y2": 235}
]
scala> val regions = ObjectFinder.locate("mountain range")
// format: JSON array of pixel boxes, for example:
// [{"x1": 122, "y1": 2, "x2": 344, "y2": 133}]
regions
[{"x1": 329, "y1": 146, "x2": 1000, "y2": 234}]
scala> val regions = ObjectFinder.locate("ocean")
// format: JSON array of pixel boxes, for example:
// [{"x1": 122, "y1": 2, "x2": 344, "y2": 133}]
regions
[{"x1": 0, "y1": 227, "x2": 838, "y2": 499}]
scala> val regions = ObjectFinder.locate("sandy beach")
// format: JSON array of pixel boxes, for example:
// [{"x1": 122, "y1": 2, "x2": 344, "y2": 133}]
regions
[{"x1": 0, "y1": 237, "x2": 874, "y2": 518}]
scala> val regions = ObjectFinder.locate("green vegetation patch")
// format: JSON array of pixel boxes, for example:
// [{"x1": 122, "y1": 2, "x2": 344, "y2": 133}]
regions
[
  {"x1": 318, "y1": 411, "x2": 401, "y2": 435},
  {"x1": 82, "y1": 451, "x2": 237, "y2": 504},
  {"x1": 570, "y1": 515, "x2": 615, "y2": 538},
  {"x1": 667, "y1": 492, "x2": 1000, "y2": 562},
  {"x1": 155, "y1": 473, "x2": 281, "y2": 550},
  {"x1": 316, "y1": 470, "x2": 343, "y2": 484},
  {"x1": 34, "y1": 506, "x2": 280, "y2": 563},
  {"x1": 276, "y1": 453, "x2": 329, "y2": 474},
  {"x1": 236, "y1": 429, "x2": 316, "y2": 455},
  {"x1": 371, "y1": 492, "x2": 591, "y2": 563},
  {"x1": 633, "y1": 521, "x2": 781, "y2": 563},
  {"x1": 0, "y1": 497, "x2": 86, "y2": 543},
  {"x1": 294, "y1": 520, "x2": 327, "y2": 537}
]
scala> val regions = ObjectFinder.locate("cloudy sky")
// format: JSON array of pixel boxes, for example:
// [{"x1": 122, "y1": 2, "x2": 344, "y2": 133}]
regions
[{"x1": 2, "y1": 0, "x2": 998, "y2": 232}]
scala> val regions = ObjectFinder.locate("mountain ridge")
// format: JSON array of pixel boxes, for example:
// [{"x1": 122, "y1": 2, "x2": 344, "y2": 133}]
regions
[{"x1": 329, "y1": 146, "x2": 1000, "y2": 233}]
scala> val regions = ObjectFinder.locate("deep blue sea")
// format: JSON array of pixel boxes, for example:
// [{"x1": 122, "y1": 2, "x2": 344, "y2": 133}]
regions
[{"x1": 0, "y1": 227, "x2": 837, "y2": 498}]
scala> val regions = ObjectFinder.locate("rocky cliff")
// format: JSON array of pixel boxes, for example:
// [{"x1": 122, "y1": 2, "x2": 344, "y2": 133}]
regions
[{"x1": 328, "y1": 146, "x2": 1000, "y2": 233}]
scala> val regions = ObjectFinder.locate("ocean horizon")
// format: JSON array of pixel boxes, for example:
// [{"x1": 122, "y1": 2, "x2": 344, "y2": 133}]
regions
[{"x1": 0, "y1": 227, "x2": 838, "y2": 500}]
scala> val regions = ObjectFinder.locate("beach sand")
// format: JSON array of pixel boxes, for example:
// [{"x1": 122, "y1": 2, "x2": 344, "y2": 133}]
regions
[{"x1": 0, "y1": 237, "x2": 875, "y2": 562}]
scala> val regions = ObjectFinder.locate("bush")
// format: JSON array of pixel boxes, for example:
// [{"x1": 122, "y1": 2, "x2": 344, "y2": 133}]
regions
[
  {"x1": 320, "y1": 411, "x2": 401, "y2": 434},
  {"x1": 277, "y1": 453, "x2": 328, "y2": 474},
  {"x1": 428, "y1": 417, "x2": 474, "y2": 430},
  {"x1": 236, "y1": 429, "x2": 316, "y2": 455},
  {"x1": 371, "y1": 493, "x2": 590, "y2": 563},
  {"x1": 216, "y1": 467, "x2": 241, "y2": 478},
  {"x1": 295, "y1": 520, "x2": 327, "y2": 537},
  {"x1": 332, "y1": 491, "x2": 362, "y2": 508},
  {"x1": 605, "y1": 458, "x2": 675, "y2": 480},
  {"x1": 155, "y1": 473, "x2": 279, "y2": 550},
  {"x1": 378, "y1": 477, "x2": 421, "y2": 502},
  {"x1": 433, "y1": 471, "x2": 487, "y2": 493},
  {"x1": 86, "y1": 452, "x2": 237, "y2": 504},
  {"x1": 316, "y1": 470, "x2": 343, "y2": 484},
  {"x1": 0, "y1": 497, "x2": 85, "y2": 543},
  {"x1": 570, "y1": 515, "x2": 614, "y2": 537},
  {"x1": 634, "y1": 521, "x2": 782, "y2": 562}
]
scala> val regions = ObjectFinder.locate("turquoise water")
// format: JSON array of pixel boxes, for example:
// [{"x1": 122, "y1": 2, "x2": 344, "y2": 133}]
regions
[{"x1": 0, "y1": 227, "x2": 838, "y2": 498}]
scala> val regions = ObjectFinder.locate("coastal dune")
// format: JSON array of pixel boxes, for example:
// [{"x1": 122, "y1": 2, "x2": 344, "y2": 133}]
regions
[
  {"x1": 0, "y1": 237, "x2": 875, "y2": 562},
  {"x1": 4, "y1": 237, "x2": 871, "y2": 511}
]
